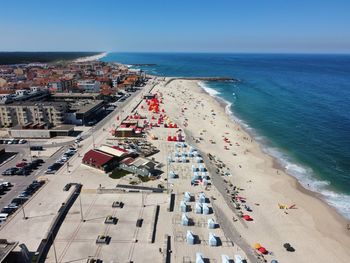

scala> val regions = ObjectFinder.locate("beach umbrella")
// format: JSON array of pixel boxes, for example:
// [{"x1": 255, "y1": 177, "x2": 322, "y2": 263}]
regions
[
  {"x1": 271, "y1": 260, "x2": 279, "y2": 263},
  {"x1": 243, "y1": 215, "x2": 253, "y2": 221},
  {"x1": 258, "y1": 247, "x2": 268, "y2": 254},
  {"x1": 254, "y1": 243, "x2": 261, "y2": 249}
]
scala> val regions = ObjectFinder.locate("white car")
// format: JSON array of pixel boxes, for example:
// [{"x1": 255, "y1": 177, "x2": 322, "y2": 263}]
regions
[{"x1": 0, "y1": 213, "x2": 9, "y2": 222}]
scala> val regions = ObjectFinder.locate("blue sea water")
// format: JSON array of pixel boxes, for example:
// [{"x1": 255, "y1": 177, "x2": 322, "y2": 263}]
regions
[{"x1": 102, "y1": 53, "x2": 350, "y2": 218}]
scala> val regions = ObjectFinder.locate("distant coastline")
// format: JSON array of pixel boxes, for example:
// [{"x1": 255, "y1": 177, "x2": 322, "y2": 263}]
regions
[
  {"x1": 74, "y1": 52, "x2": 108, "y2": 62},
  {"x1": 0, "y1": 51, "x2": 102, "y2": 65}
]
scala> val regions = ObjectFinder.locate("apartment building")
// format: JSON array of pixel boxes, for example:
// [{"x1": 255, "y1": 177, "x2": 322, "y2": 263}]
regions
[{"x1": 0, "y1": 101, "x2": 68, "y2": 128}]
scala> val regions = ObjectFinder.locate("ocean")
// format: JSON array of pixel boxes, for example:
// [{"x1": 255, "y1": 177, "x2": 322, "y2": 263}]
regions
[{"x1": 102, "y1": 53, "x2": 350, "y2": 219}]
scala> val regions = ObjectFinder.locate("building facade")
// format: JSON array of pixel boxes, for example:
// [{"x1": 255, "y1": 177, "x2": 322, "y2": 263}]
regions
[{"x1": 0, "y1": 101, "x2": 68, "y2": 128}]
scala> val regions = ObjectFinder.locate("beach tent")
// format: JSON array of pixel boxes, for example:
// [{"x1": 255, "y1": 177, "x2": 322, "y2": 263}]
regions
[
  {"x1": 234, "y1": 255, "x2": 244, "y2": 263},
  {"x1": 258, "y1": 247, "x2": 268, "y2": 254},
  {"x1": 243, "y1": 214, "x2": 253, "y2": 221},
  {"x1": 167, "y1": 156, "x2": 173, "y2": 163},
  {"x1": 175, "y1": 151, "x2": 180, "y2": 157},
  {"x1": 184, "y1": 192, "x2": 193, "y2": 202},
  {"x1": 199, "y1": 164, "x2": 206, "y2": 172},
  {"x1": 208, "y1": 218, "x2": 216, "y2": 229},
  {"x1": 271, "y1": 260, "x2": 279, "y2": 263},
  {"x1": 186, "y1": 230, "x2": 195, "y2": 245},
  {"x1": 203, "y1": 203, "x2": 210, "y2": 215},
  {"x1": 193, "y1": 172, "x2": 200, "y2": 180},
  {"x1": 169, "y1": 171, "x2": 177, "y2": 179},
  {"x1": 181, "y1": 213, "x2": 190, "y2": 226},
  {"x1": 195, "y1": 202, "x2": 203, "y2": 214},
  {"x1": 221, "y1": 255, "x2": 231, "y2": 263},
  {"x1": 192, "y1": 165, "x2": 197, "y2": 172},
  {"x1": 209, "y1": 233, "x2": 218, "y2": 246},
  {"x1": 198, "y1": 192, "x2": 206, "y2": 203},
  {"x1": 188, "y1": 152, "x2": 194, "y2": 157},
  {"x1": 182, "y1": 156, "x2": 187, "y2": 163},
  {"x1": 196, "y1": 157, "x2": 203, "y2": 163},
  {"x1": 203, "y1": 179, "x2": 208, "y2": 186},
  {"x1": 196, "y1": 253, "x2": 205, "y2": 263},
  {"x1": 180, "y1": 201, "x2": 187, "y2": 212},
  {"x1": 182, "y1": 152, "x2": 187, "y2": 157}
]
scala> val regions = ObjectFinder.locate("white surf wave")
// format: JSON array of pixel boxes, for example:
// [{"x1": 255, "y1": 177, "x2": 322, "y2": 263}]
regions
[
  {"x1": 198, "y1": 81, "x2": 350, "y2": 219},
  {"x1": 198, "y1": 81, "x2": 221, "y2": 96}
]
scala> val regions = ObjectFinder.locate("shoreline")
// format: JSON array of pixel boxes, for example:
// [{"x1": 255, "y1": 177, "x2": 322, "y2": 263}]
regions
[
  {"x1": 197, "y1": 80, "x2": 350, "y2": 223},
  {"x1": 74, "y1": 51, "x2": 108, "y2": 62}
]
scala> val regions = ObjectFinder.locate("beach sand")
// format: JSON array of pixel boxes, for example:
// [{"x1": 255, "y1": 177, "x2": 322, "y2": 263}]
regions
[{"x1": 154, "y1": 78, "x2": 350, "y2": 263}]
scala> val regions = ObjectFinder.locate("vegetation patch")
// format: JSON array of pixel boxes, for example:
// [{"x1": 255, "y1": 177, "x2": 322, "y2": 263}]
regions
[{"x1": 109, "y1": 169, "x2": 129, "y2": 179}]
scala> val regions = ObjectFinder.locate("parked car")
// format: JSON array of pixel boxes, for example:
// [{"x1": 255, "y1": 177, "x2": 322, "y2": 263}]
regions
[
  {"x1": 0, "y1": 213, "x2": 9, "y2": 222},
  {"x1": 1, "y1": 207, "x2": 16, "y2": 214},
  {"x1": 4, "y1": 167, "x2": 18, "y2": 175},
  {"x1": 16, "y1": 167, "x2": 30, "y2": 176},
  {"x1": 1, "y1": 182, "x2": 13, "y2": 187},
  {"x1": 19, "y1": 139, "x2": 27, "y2": 144},
  {"x1": 30, "y1": 145, "x2": 43, "y2": 151},
  {"x1": 32, "y1": 158, "x2": 44, "y2": 165},
  {"x1": 16, "y1": 162, "x2": 27, "y2": 168}
]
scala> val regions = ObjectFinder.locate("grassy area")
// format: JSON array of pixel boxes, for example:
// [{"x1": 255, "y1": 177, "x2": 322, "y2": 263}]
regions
[
  {"x1": 109, "y1": 169, "x2": 129, "y2": 179},
  {"x1": 137, "y1": 175, "x2": 151, "y2": 182}
]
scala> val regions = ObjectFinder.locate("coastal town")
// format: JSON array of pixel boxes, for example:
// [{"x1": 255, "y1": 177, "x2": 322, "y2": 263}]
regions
[{"x1": 0, "y1": 54, "x2": 349, "y2": 263}]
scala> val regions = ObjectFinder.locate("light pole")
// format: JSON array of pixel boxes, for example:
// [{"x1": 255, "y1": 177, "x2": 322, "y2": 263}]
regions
[
  {"x1": 79, "y1": 193, "x2": 84, "y2": 222},
  {"x1": 28, "y1": 140, "x2": 33, "y2": 162},
  {"x1": 21, "y1": 198, "x2": 27, "y2": 220}
]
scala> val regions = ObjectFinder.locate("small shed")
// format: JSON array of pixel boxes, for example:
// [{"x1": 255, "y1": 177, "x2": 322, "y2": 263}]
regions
[
  {"x1": 186, "y1": 230, "x2": 195, "y2": 245},
  {"x1": 195, "y1": 202, "x2": 202, "y2": 214}
]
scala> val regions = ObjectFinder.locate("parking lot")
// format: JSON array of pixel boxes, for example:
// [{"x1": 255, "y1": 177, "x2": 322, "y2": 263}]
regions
[{"x1": 0, "y1": 144, "x2": 78, "y2": 224}]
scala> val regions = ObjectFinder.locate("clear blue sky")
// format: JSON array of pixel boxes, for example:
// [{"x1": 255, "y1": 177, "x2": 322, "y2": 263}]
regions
[{"x1": 1, "y1": 0, "x2": 349, "y2": 53}]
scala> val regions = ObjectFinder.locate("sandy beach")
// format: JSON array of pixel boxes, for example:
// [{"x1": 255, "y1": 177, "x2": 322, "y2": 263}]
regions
[
  {"x1": 153, "y1": 78, "x2": 350, "y2": 263},
  {"x1": 74, "y1": 52, "x2": 107, "y2": 62}
]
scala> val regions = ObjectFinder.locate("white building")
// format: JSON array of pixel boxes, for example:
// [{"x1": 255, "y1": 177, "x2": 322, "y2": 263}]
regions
[{"x1": 77, "y1": 80, "x2": 101, "y2": 93}]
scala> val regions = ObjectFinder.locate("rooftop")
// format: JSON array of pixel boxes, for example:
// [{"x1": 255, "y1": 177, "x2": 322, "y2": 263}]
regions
[{"x1": 0, "y1": 239, "x2": 18, "y2": 263}]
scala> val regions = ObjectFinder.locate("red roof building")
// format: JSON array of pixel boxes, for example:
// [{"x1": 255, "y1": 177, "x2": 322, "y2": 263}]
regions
[{"x1": 82, "y1": 149, "x2": 115, "y2": 172}]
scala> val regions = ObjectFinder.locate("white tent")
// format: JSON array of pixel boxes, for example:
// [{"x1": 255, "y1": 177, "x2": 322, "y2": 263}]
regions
[
  {"x1": 198, "y1": 192, "x2": 206, "y2": 203},
  {"x1": 195, "y1": 202, "x2": 203, "y2": 214},
  {"x1": 180, "y1": 201, "x2": 187, "y2": 212},
  {"x1": 192, "y1": 165, "x2": 197, "y2": 172},
  {"x1": 184, "y1": 192, "x2": 193, "y2": 202},
  {"x1": 186, "y1": 230, "x2": 195, "y2": 245},
  {"x1": 196, "y1": 253, "x2": 205, "y2": 263},
  {"x1": 234, "y1": 255, "x2": 244, "y2": 263},
  {"x1": 169, "y1": 171, "x2": 177, "y2": 178},
  {"x1": 221, "y1": 255, "x2": 231, "y2": 263},
  {"x1": 209, "y1": 233, "x2": 218, "y2": 246},
  {"x1": 199, "y1": 164, "x2": 206, "y2": 172},
  {"x1": 207, "y1": 218, "x2": 216, "y2": 229},
  {"x1": 196, "y1": 157, "x2": 202, "y2": 163},
  {"x1": 181, "y1": 213, "x2": 190, "y2": 226},
  {"x1": 193, "y1": 172, "x2": 200, "y2": 179},
  {"x1": 203, "y1": 203, "x2": 210, "y2": 215}
]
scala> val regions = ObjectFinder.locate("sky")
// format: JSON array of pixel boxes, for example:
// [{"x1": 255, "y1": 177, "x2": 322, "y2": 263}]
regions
[{"x1": 1, "y1": 0, "x2": 349, "y2": 53}]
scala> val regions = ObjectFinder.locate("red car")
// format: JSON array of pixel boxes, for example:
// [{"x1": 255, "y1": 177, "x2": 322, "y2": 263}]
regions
[{"x1": 16, "y1": 162, "x2": 27, "y2": 168}]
